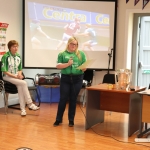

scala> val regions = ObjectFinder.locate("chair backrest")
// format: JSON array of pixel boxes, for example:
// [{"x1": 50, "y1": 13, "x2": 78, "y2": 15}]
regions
[
  {"x1": 83, "y1": 70, "x2": 94, "y2": 87},
  {"x1": 0, "y1": 61, "x2": 18, "y2": 94},
  {"x1": 102, "y1": 73, "x2": 116, "y2": 84},
  {"x1": 0, "y1": 80, "x2": 5, "y2": 93},
  {"x1": 83, "y1": 70, "x2": 94, "y2": 82}
]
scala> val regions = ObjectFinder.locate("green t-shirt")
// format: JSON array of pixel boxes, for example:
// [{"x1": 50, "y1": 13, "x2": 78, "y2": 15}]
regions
[
  {"x1": 1, "y1": 51, "x2": 22, "y2": 75},
  {"x1": 57, "y1": 50, "x2": 86, "y2": 75}
]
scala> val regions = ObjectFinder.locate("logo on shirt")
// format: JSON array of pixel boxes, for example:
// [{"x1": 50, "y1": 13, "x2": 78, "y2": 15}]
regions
[
  {"x1": 16, "y1": 57, "x2": 20, "y2": 64},
  {"x1": 65, "y1": 56, "x2": 70, "y2": 59}
]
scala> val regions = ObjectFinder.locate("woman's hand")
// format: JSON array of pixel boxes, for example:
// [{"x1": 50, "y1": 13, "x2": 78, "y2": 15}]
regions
[
  {"x1": 56, "y1": 57, "x2": 73, "y2": 69},
  {"x1": 17, "y1": 71, "x2": 24, "y2": 79},
  {"x1": 17, "y1": 74, "x2": 24, "y2": 80},
  {"x1": 81, "y1": 68, "x2": 86, "y2": 72},
  {"x1": 68, "y1": 57, "x2": 73, "y2": 66},
  {"x1": 3, "y1": 71, "x2": 23, "y2": 79}
]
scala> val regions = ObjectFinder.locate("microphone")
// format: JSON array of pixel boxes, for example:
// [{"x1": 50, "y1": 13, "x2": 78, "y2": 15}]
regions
[
  {"x1": 70, "y1": 56, "x2": 74, "y2": 68},
  {"x1": 108, "y1": 48, "x2": 113, "y2": 56},
  {"x1": 69, "y1": 57, "x2": 74, "y2": 75}
]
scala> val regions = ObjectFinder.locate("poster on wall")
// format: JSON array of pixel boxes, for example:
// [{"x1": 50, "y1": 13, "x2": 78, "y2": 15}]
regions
[
  {"x1": 0, "y1": 22, "x2": 9, "y2": 59},
  {"x1": 143, "y1": 0, "x2": 150, "y2": 9}
]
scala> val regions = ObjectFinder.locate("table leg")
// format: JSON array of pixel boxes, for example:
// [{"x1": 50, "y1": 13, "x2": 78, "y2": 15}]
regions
[
  {"x1": 128, "y1": 93, "x2": 142, "y2": 136},
  {"x1": 85, "y1": 90, "x2": 104, "y2": 129}
]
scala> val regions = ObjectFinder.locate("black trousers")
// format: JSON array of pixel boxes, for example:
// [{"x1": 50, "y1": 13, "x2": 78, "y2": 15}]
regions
[{"x1": 56, "y1": 74, "x2": 83, "y2": 121}]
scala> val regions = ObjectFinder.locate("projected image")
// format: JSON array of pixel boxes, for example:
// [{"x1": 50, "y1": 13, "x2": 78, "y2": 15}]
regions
[
  {"x1": 28, "y1": 2, "x2": 110, "y2": 51},
  {"x1": 56, "y1": 17, "x2": 81, "y2": 50},
  {"x1": 30, "y1": 19, "x2": 50, "y2": 49}
]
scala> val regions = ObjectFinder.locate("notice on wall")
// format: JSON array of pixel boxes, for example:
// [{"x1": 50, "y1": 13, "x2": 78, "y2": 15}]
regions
[{"x1": 0, "y1": 22, "x2": 9, "y2": 59}]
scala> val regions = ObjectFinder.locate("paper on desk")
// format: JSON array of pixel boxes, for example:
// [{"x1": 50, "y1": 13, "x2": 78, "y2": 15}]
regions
[
  {"x1": 76, "y1": 59, "x2": 95, "y2": 69},
  {"x1": 138, "y1": 89, "x2": 150, "y2": 95}
]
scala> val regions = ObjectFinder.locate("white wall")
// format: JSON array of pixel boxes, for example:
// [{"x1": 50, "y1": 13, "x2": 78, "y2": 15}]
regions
[
  {"x1": 0, "y1": 0, "x2": 22, "y2": 107},
  {"x1": 93, "y1": 0, "x2": 150, "y2": 85},
  {"x1": 0, "y1": 0, "x2": 22, "y2": 49},
  {"x1": 0, "y1": 0, "x2": 150, "y2": 107},
  {"x1": 116, "y1": 0, "x2": 150, "y2": 69}
]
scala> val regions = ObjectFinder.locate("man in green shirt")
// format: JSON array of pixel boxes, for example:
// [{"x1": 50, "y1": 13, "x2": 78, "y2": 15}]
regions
[{"x1": 54, "y1": 37, "x2": 86, "y2": 127}]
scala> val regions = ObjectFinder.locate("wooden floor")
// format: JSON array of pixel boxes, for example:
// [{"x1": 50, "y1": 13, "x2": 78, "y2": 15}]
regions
[{"x1": 0, "y1": 103, "x2": 150, "y2": 150}]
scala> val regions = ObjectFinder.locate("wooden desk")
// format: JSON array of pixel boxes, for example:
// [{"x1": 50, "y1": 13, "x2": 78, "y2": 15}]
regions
[
  {"x1": 85, "y1": 84, "x2": 146, "y2": 137},
  {"x1": 137, "y1": 94, "x2": 150, "y2": 138}
]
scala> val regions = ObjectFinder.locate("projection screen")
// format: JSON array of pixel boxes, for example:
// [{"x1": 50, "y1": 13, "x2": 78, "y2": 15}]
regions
[{"x1": 23, "y1": 0, "x2": 117, "y2": 70}]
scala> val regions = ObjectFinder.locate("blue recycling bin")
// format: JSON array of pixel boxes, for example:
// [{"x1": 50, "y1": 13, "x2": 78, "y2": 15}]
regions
[{"x1": 36, "y1": 85, "x2": 60, "y2": 103}]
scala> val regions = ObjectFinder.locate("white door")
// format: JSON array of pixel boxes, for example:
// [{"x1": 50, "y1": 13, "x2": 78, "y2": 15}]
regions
[{"x1": 138, "y1": 16, "x2": 150, "y2": 88}]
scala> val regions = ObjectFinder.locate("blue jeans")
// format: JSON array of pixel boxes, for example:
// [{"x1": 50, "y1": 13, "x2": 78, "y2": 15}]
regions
[{"x1": 56, "y1": 74, "x2": 83, "y2": 122}]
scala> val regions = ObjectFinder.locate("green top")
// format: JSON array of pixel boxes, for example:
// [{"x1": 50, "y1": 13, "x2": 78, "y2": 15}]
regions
[
  {"x1": 57, "y1": 50, "x2": 86, "y2": 75},
  {"x1": 1, "y1": 51, "x2": 22, "y2": 75}
]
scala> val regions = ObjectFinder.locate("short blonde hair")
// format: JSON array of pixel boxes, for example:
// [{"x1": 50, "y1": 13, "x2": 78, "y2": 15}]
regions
[{"x1": 65, "y1": 37, "x2": 81, "y2": 60}]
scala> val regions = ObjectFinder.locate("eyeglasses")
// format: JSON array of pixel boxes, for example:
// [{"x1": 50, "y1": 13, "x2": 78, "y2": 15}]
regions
[
  {"x1": 12, "y1": 45, "x2": 18, "y2": 48},
  {"x1": 70, "y1": 43, "x2": 78, "y2": 46}
]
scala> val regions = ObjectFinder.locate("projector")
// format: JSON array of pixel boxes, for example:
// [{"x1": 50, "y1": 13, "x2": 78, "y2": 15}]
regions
[{"x1": 35, "y1": 73, "x2": 60, "y2": 85}]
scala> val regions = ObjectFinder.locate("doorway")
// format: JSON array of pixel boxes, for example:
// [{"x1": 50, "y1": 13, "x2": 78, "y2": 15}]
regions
[{"x1": 132, "y1": 14, "x2": 150, "y2": 88}]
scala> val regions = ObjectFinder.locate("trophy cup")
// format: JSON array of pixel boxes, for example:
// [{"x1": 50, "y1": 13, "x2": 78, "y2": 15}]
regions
[{"x1": 115, "y1": 69, "x2": 132, "y2": 90}]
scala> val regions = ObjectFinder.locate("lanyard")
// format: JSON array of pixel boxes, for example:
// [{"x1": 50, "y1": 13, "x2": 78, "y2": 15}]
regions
[{"x1": 8, "y1": 51, "x2": 17, "y2": 74}]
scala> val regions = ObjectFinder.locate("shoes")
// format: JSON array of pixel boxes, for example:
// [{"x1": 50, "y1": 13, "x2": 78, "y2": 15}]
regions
[
  {"x1": 53, "y1": 120, "x2": 62, "y2": 127},
  {"x1": 21, "y1": 110, "x2": 26, "y2": 116},
  {"x1": 53, "y1": 120, "x2": 74, "y2": 127},
  {"x1": 28, "y1": 103, "x2": 40, "y2": 110},
  {"x1": 69, "y1": 121, "x2": 74, "y2": 127}
]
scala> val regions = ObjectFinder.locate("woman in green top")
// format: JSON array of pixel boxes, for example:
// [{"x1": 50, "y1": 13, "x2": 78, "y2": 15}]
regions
[
  {"x1": 1, "y1": 40, "x2": 39, "y2": 116},
  {"x1": 54, "y1": 37, "x2": 86, "y2": 127}
]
